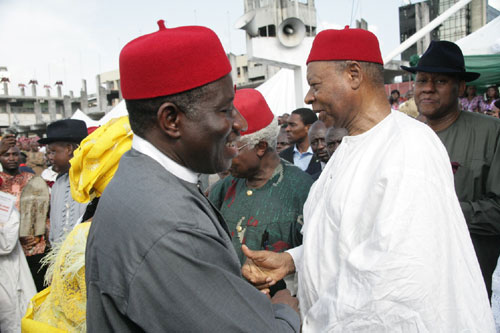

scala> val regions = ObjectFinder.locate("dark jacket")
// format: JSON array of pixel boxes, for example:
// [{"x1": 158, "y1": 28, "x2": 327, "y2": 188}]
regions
[
  {"x1": 86, "y1": 148, "x2": 300, "y2": 332},
  {"x1": 280, "y1": 145, "x2": 322, "y2": 176}
]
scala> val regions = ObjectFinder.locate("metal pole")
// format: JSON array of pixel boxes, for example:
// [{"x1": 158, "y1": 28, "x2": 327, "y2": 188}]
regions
[{"x1": 383, "y1": 0, "x2": 472, "y2": 64}]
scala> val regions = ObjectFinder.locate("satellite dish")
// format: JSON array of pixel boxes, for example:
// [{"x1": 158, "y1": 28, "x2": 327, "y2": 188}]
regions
[
  {"x1": 278, "y1": 17, "x2": 306, "y2": 48},
  {"x1": 235, "y1": 11, "x2": 258, "y2": 37}
]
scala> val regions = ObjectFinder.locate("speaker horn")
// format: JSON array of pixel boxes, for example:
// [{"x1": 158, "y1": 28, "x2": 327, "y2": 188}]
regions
[
  {"x1": 235, "y1": 11, "x2": 258, "y2": 37},
  {"x1": 278, "y1": 17, "x2": 306, "y2": 48}
]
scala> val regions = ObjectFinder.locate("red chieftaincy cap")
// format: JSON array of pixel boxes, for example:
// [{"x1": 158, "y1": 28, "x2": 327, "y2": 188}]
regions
[
  {"x1": 119, "y1": 20, "x2": 232, "y2": 100},
  {"x1": 306, "y1": 26, "x2": 383, "y2": 65},
  {"x1": 234, "y1": 89, "x2": 274, "y2": 136}
]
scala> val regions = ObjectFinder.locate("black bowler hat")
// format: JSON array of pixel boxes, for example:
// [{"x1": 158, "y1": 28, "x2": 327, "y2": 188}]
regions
[
  {"x1": 38, "y1": 119, "x2": 88, "y2": 144},
  {"x1": 401, "y1": 40, "x2": 480, "y2": 82}
]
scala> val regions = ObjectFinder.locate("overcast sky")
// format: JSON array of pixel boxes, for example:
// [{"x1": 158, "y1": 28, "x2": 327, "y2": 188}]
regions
[{"x1": 0, "y1": 0, "x2": 498, "y2": 95}]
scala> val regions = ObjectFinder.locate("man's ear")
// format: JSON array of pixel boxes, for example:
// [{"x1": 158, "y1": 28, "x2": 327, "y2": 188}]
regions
[
  {"x1": 255, "y1": 141, "x2": 268, "y2": 158},
  {"x1": 157, "y1": 102, "x2": 182, "y2": 139},
  {"x1": 458, "y1": 79, "x2": 466, "y2": 97},
  {"x1": 347, "y1": 61, "x2": 362, "y2": 90},
  {"x1": 304, "y1": 123, "x2": 312, "y2": 133},
  {"x1": 66, "y1": 143, "x2": 76, "y2": 157}
]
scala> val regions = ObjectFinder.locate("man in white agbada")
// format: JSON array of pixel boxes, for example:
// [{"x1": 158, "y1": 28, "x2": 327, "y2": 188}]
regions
[
  {"x1": 0, "y1": 208, "x2": 37, "y2": 332},
  {"x1": 242, "y1": 27, "x2": 494, "y2": 331}
]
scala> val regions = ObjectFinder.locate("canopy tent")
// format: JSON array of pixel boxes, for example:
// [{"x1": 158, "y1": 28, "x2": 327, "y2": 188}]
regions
[
  {"x1": 464, "y1": 54, "x2": 500, "y2": 88},
  {"x1": 70, "y1": 109, "x2": 99, "y2": 128},
  {"x1": 455, "y1": 15, "x2": 500, "y2": 55},
  {"x1": 256, "y1": 68, "x2": 311, "y2": 116},
  {"x1": 456, "y1": 15, "x2": 500, "y2": 89},
  {"x1": 97, "y1": 100, "x2": 128, "y2": 126}
]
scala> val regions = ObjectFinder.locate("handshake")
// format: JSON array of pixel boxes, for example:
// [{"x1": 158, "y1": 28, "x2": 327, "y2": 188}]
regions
[{"x1": 241, "y1": 245, "x2": 299, "y2": 314}]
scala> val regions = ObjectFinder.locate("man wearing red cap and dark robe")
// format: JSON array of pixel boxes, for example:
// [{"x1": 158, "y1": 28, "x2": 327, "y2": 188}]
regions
[
  {"x1": 85, "y1": 21, "x2": 300, "y2": 332},
  {"x1": 403, "y1": 40, "x2": 500, "y2": 301},
  {"x1": 209, "y1": 89, "x2": 313, "y2": 294},
  {"x1": 241, "y1": 27, "x2": 494, "y2": 331}
]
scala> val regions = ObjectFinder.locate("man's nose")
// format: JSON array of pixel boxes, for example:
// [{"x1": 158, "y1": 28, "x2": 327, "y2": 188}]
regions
[
  {"x1": 420, "y1": 80, "x2": 436, "y2": 92},
  {"x1": 304, "y1": 87, "x2": 315, "y2": 105},
  {"x1": 232, "y1": 107, "x2": 248, "y2": 133}
]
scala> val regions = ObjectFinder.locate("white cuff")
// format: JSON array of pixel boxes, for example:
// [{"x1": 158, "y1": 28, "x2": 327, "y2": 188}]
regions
[{"x1": 286, "y1": 245, "x2": 303, "y2": 272}]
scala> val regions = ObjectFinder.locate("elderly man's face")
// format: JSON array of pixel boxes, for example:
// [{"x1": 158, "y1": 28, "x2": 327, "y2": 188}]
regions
[
  {"x1": 308, "y1": 123, "x2": 329, "y2": 163},
  {"x1": 179, "y1": 74, "x2": 247, "y2": 174},
  {"x1": 414, "y1": 72, "x2": 464, "y2": 120},
  {"x1": 304, "y1": 61, "x2": 353, "y2": 129},
  {"x1": 228, "y1": 141, "x2": 260, "y2": 179}
]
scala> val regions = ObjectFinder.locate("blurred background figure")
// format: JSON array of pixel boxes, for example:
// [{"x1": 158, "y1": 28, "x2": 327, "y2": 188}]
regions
[
  {"x1": 19, "y1": 152, "x2": 35, "y2": 174},
  {"x1": 492, "y1": 99, "x2": 500, "y2": 119},
  {"x1": 398, "y1": 89, "x2": 418, "y2": 119},
  {"x1": 26, "y1": 138, "x2": 46, "y2": 176},
  {"x1": 276, "y1": 127, "x2": 290, "y2": 153},
  {"x1": 389, "y1": 89, "x2": 402, "y2": 110},
  {"x1": 482, "y1": 85, "x2": 499, "y2": 114},
  {"x1": 325, "y1": 127, "x2": 348, "y2": 157},
  {"x1": 308, "y1": 120, "x2": 329, "y2": 180},
  {"x1": 278, "y1": 113, "x2": 290, "y2": 128},
  {"x1": 281, "y1": 108, "x2": 320, "y2": 176},
  {"x1": 0, "y1": 133, "x2": 37, "y2": 333},
  {"x1": 460, "y1": 85, "x2": 482, "y2": 112},
  {"x1": 0, "y1": 145, "x2": 48, "y2": 292}
]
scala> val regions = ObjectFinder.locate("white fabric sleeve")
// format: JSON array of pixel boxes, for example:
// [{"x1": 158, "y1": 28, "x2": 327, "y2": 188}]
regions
[
  {"x1": 286, "y1": 245, "x2": 303, "y2": 272},
  {"x1": 0, "y1": 209, "x2": 20, "y2": 255}
]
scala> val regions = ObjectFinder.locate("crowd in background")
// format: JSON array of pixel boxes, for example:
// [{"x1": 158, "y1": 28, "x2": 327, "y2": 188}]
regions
[{"x1": 389, "y1": 84, "x2": 500, "y2": 119}]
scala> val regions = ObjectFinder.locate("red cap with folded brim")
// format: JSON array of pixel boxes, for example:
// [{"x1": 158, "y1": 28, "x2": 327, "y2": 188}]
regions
[
  {"x1": 306, "y1": 26, "x2": 383, "y2": 65},
  {"x1": 234, "y1": 89, "x2": 274, "y2": 136},
  {"x1": 120, "y1": 20, "x2": 232, "y2": 100}
]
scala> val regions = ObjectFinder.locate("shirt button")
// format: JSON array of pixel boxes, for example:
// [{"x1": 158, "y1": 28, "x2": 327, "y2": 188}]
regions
[{"x1": 246, "y1": 190, "x2": 253, "y2": 196}]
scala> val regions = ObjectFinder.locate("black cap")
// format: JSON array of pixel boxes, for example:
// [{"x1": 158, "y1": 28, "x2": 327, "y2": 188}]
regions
[
  {"x1": 401, "y1": 41, "x2": 480, "y2": 82},
  {"x1": 38, "y1": 119, "x2": 88, "y2": 144}
]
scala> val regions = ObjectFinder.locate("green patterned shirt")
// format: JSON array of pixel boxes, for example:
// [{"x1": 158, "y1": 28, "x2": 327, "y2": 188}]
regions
[{"x1": 209, "y1": 159, "x2": 313, "y2": 264}]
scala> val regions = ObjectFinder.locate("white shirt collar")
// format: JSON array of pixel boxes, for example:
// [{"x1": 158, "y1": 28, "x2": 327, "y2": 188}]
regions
[
  {"x1": 293, "y1": 144, "x2": 313, "y2": 155},
  {"x1": 132, "y1": 135, "x2": 198, "y2": 184}
]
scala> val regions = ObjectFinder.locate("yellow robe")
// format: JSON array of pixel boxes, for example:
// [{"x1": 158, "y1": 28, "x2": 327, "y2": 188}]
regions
[{"x1": 22, "y1": 222, "x2": 90, "y2": 332}]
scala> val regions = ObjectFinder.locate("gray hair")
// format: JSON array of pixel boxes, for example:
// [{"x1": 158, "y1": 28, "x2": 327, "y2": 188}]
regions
[{"x1": 240, "y1": 117, "x2": 280, "y2": 150}]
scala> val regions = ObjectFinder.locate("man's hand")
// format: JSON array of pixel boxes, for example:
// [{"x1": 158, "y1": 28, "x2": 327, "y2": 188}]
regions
[
  {"x1": 20, "y1": 236, "x2": 40, "y2": 250},
  {"x1": 271, "y1": 289, "x2": 299, "y2": 314},
  {"x1": 0, "y1": 134, "x2": 16, "y2": 155},
  {"x1": 241, "y1": 245, "x2": 295, "y2": 289}
]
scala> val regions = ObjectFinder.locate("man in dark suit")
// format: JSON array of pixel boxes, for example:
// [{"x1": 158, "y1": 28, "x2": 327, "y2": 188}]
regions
[
  {"x1": 85, "y1": 20, "x2": 300, "y2": 332},
  {"x1": 280, "y1": 108, "x2": 320, "y2": 175}
]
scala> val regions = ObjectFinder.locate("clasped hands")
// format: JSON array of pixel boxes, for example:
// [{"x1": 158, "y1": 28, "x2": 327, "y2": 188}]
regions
[{"x1": 241, "y1": 245, "x2": 299, "y2": 313}]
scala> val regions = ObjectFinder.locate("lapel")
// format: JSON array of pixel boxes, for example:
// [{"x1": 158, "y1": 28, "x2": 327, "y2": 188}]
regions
[
  {"x1": 194, "y1": 183, "x2": 232, "y2": 240},
  {"x1": 279, "y1": 145, "x2": 294, "y2": 163},
  {"x1": 306, "y1": 157, "x2": 322, "y2": 175}
]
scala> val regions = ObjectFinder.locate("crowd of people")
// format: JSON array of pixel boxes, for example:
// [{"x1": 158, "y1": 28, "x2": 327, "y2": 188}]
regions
[
  {"x1": 1, "y1": 19, "x2": 499, "y2": 332},
  {"x1": 390, "y1": 83, "x2": 500, "y2": 118}
]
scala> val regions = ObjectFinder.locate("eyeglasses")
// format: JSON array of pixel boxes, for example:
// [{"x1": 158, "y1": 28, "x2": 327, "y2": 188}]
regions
[{"x1": 237, "y1": 142, "x2": 251, "y2": 151}]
